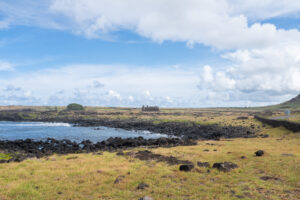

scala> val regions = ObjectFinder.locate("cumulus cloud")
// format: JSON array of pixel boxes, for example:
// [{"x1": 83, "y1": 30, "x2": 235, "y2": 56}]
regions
[
  {"x1": 48, "y1": 0, "x2": 300, "y2": 50},
  {"x1": 198, "y1": 46, "x2": 300, "y2": 105}
]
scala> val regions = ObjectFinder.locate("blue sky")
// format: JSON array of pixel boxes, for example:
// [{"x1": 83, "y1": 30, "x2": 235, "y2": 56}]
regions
[
  {"x1": 0, "y1": 0, "x2": 300, "y2": 107},
  {"x1": 0, "y1": 26, "x2": 223, "y2": 70}
]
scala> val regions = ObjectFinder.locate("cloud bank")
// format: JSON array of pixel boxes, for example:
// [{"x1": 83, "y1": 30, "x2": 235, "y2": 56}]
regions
[
  {"x1": 0, "y1": 65, "x2": 200, "y2": 107},
  {"x1": 0, "y1": 0, "x2": 300, "y2": 106}
]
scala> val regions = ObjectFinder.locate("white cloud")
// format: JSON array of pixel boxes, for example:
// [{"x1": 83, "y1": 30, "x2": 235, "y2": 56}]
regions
[
  {"x1": 48, "y1": 0, "x2": 300, "y2": 50},
  {"x1": 0, "y1": 64, "x2": 200, "y2": 107},
  {"x1": 108, "y1": 90, "x2": 121, "y2": 100},
  {"x1": 0, "y1": 61, "x2": 14, "y2": 71},
  {"x1": 198, "y1": 46, "x2": 300, "y2": 105},
  {"x1": 199, "y1": 65, "x2": 236, "y2": 91},
  {"x1": 1, "y1": 1, "x2": 300, "y2": 50},
  {"x1": 1, "y1": 1, "x2": 300, "y2": 106}
]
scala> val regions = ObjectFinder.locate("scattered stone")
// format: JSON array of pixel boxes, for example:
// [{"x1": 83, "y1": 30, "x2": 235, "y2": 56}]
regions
[
  {"x1": 203, "y1": 149, "x2": 209, "y2": 152},
  {"x1": 116, "y1": 151, "x2": 124, "y2": 156},
  {"x1": 255, "y1": 150, "x2": 264, "y2": 156},
  {"x1": 260, "y1": 176, "x2": 281, "y2": 181},
  {"x1": 259, "y1": 134, "x2": 269, "y2": 138},
  {"x1": 212, "y1": 162, "x2": 238, "y2": 172},
  {"x1": 206, "y1": 143, "x2": 216, "y2": 146},
  {"x1": 114, "y1": 175, "x2": 125, "y2": 184},
  {"x1": 213, "y1": 149, "x2": 217, "y2": 151},
  {"x1": 57, "y1": 192, "x2": 62, "y2": 195},
  {"x1": 93, "y1": 152, "x2": 103, "y2": 155},
  {"x1": 66, "y1": 156, "x2": 78, "y2": 160},
  {"x1": 197, "y1": 162, "x2": 210, "y2": 168},
  {"x1": 137, "y1": 182, "x2": 149, "y2": 190},
  {"x1": 139, "y1": 196, "x2": 153, "y2": 200},
  {"x1": 240, "y1": 156, "x2": 246, "y2": 159},
  {"x1": 179, "y1": 164, "x2": 194, "y2": 172}
]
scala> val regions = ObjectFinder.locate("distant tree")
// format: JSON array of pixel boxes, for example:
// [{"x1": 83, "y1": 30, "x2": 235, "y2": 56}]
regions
[{"x1": 66, "y1": 103, "x2": 84, "y2": 111}]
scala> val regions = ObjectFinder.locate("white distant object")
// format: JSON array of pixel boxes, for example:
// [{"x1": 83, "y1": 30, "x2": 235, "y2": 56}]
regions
[{"x1": 284, "y1": 109, "x2": 291, "y2": 117}]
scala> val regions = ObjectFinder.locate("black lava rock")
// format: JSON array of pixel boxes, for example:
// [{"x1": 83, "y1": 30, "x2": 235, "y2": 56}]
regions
[
  {"x1": 137, "y1": 182, "x2": 149, "y2": 190},
  {"x1": 255, "y1": 150, "x2": 264, "y2": 156},
  {"x1": 179, "y1": 164, "x2": 194, "y2": 172},
  {"x1": 212, "y1": 162, "x2": 238, "y2": 172},
  {"x1": 197, "y1": 162, "x2": 210, "y2": 168}
]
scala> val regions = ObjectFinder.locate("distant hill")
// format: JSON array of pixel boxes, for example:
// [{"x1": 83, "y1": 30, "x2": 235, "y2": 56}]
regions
[
  {"x1": 279, "y1": 94, "x2": 300, "y2": 108},
  {"x1": 264, "y1": 93, "x2": 300, "y2": 110}
]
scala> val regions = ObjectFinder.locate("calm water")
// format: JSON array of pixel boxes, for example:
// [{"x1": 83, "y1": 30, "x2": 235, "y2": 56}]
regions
[{"x1": 0, "y1": 121, "x2": 167, "y2": 143}]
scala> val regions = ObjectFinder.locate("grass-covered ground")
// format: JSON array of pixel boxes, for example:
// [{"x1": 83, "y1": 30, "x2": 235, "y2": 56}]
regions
[{"x1": 0, "y1": 107, "x2": 299, "y2": 199}]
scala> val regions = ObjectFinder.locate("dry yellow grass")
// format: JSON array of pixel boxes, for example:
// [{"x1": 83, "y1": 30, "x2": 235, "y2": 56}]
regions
[{"x1": 0, "y1": 126, "x2": 299, "y2": 200}]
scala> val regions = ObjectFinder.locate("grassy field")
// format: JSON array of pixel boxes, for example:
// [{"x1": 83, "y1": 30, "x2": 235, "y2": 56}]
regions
[
  {"x1": 0, "y1": 106, "x2": 263, "y2": 127},
  {"x1": 0, "y1": 108, "x2": 300, "y2": 199}
]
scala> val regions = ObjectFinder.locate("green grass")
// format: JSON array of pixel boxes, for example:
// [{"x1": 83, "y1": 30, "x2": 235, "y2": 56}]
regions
[{"x1": 0, "y1": 153, "x2": 12, "y2": 160}]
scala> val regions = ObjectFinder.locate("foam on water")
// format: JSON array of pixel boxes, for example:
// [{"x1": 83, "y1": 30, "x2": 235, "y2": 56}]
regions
[{"x1": 0, "y1": 122, "x2": 71, "y2": 127}]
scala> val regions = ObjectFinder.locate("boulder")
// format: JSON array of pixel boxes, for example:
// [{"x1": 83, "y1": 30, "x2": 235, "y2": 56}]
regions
[
  {"x1": 179, "y1": 164, "x2": 194, "y2": 172},
  {"x1": 137, "y1": 182, "x2": 149, "y2": 190},
  {"x1": 255, "y1": 150, "x2": 264, "y2": 156},
  {"x1": 197, "y1": 162, "x2": 210, "y2": 168},
  {"x1": 212, "y1": 162, "x2": 238, "y2": 172}
]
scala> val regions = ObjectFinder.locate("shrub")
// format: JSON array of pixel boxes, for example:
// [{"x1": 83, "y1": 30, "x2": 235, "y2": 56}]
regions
[{"x1": 66, "y1": 103, "x2": 84, "y2": 111}]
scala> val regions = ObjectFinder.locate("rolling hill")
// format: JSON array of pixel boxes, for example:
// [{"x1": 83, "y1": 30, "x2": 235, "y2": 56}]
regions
[
  {"x1": 279, "y1": 93, "x2": 300, "y2": 109},
  {"x1": 263, "y1": 93, "x2": 300, "y2": 110}
]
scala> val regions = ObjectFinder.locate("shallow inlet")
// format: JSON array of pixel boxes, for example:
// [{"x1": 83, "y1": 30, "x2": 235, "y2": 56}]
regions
[{"x1": 0, "y1": 121, "x2": 168, "y2": 143}]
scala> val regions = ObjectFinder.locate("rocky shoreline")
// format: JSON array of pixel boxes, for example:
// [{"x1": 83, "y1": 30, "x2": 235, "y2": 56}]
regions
[
  {"x1": 71, "y1": 119, "x2": 256, "y2": 140},
  {"x1": 0, "y1": 137, "x2": 196, "y2": 163},
  {"x1": 0, "y1": 116, "x2": 256, "y2": 163}
]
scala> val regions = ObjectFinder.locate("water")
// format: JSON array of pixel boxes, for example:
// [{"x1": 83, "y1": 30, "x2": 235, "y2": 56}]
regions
[{"x1": 0, "y1": 121, "x2": 168, "y2": 143}]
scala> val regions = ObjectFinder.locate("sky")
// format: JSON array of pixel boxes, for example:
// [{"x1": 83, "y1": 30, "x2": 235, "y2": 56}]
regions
[{"x1": 0, "y1": 0, "x2": 300, "y2": 107}]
